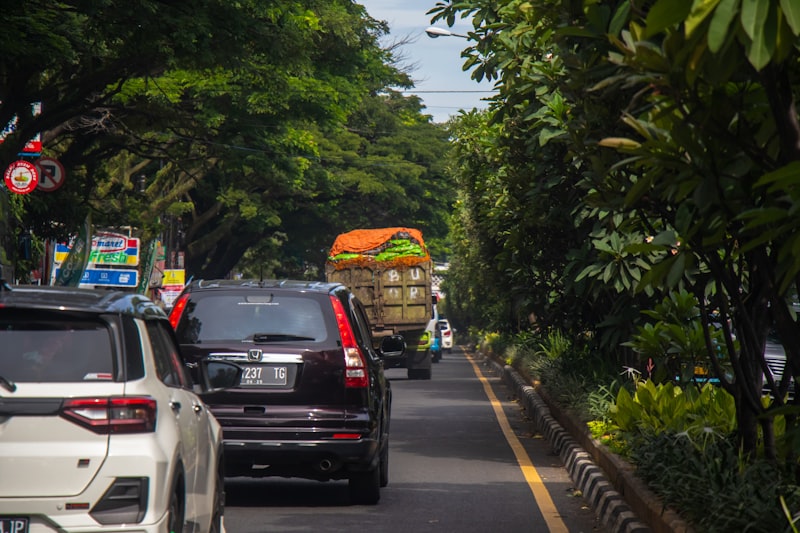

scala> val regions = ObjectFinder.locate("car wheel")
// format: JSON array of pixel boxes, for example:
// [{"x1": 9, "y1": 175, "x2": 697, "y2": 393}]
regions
[
  {"x1": 379, "y1": 439, "x2": 389, "y2": 488},
  {"x1": 349, "y1": 465, "x2": 380, "y2": 505},
  {"x1": 167, "y1": 475, "x2": 185, "y2": 533},
  {"x1": 408, "y1": 368, "x2": 431, "y2": 380},
  {"x1": 209, "y1": 465, "x2": 225, "y2": 533}
]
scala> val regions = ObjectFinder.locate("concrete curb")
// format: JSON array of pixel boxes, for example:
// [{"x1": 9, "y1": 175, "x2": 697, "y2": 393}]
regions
[{"x1": 483, "y1": 356, "x2": 652, "y2": 533}]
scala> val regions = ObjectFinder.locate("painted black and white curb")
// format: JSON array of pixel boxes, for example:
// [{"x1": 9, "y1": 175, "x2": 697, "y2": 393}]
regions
[{"x1": 484, "y1": 357, "x2": 651, "y2": 533}]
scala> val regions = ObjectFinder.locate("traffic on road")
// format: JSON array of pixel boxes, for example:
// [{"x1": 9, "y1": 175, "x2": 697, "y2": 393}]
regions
[
  {"x1": 0, "y1": 281, "x2": 607, "y2": 532},
  {"x1": 222, "y1": 347, "x2": 608, "y2": 533}
]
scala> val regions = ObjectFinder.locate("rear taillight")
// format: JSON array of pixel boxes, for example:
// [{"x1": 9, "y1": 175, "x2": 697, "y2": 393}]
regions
[
  {"x1": 330, "y1": 295, "x2": 369, "y2": 388},
  {"x1": 442, "y1": 330, "x2": 451, "y2": 337},
  {"x1": 168, "y1": 294, "x2": 189, "y2": 329},
  {"x1": 60, "y1": 397, "x2": 157, "y2": 434}
]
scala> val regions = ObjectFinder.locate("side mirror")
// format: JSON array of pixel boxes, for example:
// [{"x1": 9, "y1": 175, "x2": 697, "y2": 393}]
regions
[
  {"x1": 379, "y1": 334, "x2": 406, "y2": 358},
  {"x1": 198, "y1": 360, "x2": 243, "y2": 392}
]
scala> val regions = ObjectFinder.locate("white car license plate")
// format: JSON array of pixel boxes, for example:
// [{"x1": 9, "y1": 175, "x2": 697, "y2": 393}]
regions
[
  {"x1": 241, "y1": 365, "x2": 288, "y2": 386},
  {"x1": 0, "y1": 518, "x2": 28, "y2": 533}
]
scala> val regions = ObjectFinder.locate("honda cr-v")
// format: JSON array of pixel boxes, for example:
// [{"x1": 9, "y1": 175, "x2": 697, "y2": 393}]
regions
[{"x1": 169, "y1": 279, "x2": 402, "y2": 504}]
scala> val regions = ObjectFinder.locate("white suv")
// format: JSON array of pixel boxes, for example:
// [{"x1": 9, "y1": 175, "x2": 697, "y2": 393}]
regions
[
  {"x1": 0, "y1": 285, "x2": 241, "y2": 533},
  {"x1": 438, "y1": 319, "x2": 454, "y2": 351}
]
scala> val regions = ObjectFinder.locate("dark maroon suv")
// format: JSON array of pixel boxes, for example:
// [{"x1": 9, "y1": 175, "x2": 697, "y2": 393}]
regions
[{"x1": 168, "y1": 279, "x2": 402, "y2": 504}]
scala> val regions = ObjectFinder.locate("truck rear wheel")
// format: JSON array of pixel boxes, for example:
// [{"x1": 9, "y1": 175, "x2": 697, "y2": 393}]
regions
[{"x1": 408, "y1": 368, "x2": 431, "y2": 380}]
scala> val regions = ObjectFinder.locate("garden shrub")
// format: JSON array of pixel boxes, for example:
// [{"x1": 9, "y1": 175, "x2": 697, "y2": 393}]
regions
[
  {"x1": 495, "y1": 331, "x2": 800, "y2": 532},
  {"x1": 632, "y1": 432, "x2": 800, "y2": 533}
]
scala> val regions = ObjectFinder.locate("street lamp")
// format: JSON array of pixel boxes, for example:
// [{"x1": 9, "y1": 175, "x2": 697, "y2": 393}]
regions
[{"x1": 425, "y1": 26, "x2": 468, "y2": 39}]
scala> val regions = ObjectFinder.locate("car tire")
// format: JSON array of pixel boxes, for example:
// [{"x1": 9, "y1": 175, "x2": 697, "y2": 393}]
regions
[
  {"x1": 408, "y1": 368, "x2": 431, "y2": 380},
  {"x1": 209, "y1": 464, "x2": 225, "y2": 533},
  {"x1": 349, "y1": 465, "x2": 380, "y2": 505},
  {"x1": 379, "y1": 439, "x2": 389, "y2": 488},
  {"x1": 167, "y1": 473, "x2": 186, "y2": 533}
]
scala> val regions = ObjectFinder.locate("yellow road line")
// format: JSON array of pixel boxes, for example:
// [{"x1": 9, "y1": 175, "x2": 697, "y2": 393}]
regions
[{"x1": 465, "y1": 351, "x2": 569, "y2": 533}]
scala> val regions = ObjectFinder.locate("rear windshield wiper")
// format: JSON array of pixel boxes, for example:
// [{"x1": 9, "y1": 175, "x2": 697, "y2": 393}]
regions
[
  {"x1": 251, "y1": 333, "x2": 316, "y2": 342},
  {"x1": 0, "y1": 375, "x2": 17, "y2": 393}
]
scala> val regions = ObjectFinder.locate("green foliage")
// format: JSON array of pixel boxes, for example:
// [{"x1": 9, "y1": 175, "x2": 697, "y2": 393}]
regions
[
  {"x1": 496, "y1": 329, "x2": 800, "y2": 531},
  {"x1": 1, "y1": 1, "x2": 453, "y2": 283},
  {"x1": 623, "y1": 290, "x2": 730, "y2": 385},
  {"x1": 433, "y1": 0, "x2": 800, "y2": 527},
  {"x1": 608, "y1": 381, "x2": 737, "y2": 452},
  {"x1": 479, "y1": 331, "x2": 513, "y2": 359},
  {"x1": 504, "y1": 328, "x2": 620, "y2": 423},
  {"x1": 533, "y1": 329, "x2": 572, "y2": 360},
  {"x1": 438, "y1": 0, "x2": 800, "y2": 465},
  {"x1": 632, "y1": 433, "x2": 800, "y2": 533},
  {"x1": 781, "y1": 495, "x2": 800, "y2": 533}
]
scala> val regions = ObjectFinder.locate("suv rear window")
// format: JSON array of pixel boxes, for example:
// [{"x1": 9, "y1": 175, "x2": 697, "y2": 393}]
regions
[
  {"x1": 175, "y1": 293, "x2": 329, "y2": 344},
  {"x1": 0, "y1": 315, "x2": 115, "y2": 383}
]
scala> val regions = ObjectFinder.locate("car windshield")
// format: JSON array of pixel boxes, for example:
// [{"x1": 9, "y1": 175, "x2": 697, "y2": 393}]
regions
[
  {"x1": 0, "y1": 316, "x2": 115, "y2": 383},
  {"x1": 176, "y1": 293, "x2": 329, "y2": 344}
]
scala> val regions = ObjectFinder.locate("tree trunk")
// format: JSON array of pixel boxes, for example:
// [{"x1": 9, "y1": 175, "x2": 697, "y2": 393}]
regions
[{"x1": 736, "y1": 390, "x2": 760, "y2": 460}]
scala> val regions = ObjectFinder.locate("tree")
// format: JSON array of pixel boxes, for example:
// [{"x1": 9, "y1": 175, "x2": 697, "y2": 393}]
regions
[
  {"x1": 0, "y1": 0, "x2": 272, "y2": 164},
  {"x1": 2, "y1": 2, "x2": 433, "y2": 278},
  {"x1": 1, "y1": 1, "x2": 259, "y2": 271},
  {"x1": 432, "y1": 0, "x2": 800, "y2": 462},
  {"x1": 431, "y1": 0, "x2": 646, "y2": 353},
  {"x1": 236, "y1": 90, "x2": 455, "y2": 279},
  {"x1": 590, "y1": 0, "x2": 800, "y2": 460}
]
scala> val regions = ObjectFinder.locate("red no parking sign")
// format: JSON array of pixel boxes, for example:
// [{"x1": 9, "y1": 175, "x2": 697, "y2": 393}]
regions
[{"x1": 35, "y1": 157, "x2": 65, "y2": 192}]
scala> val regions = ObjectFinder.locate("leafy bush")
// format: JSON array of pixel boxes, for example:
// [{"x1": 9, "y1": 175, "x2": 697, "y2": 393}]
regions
[
  {"x1": 494, "y1": 330, "x2": 800, "y2": 532},
  {"x1": 503, "y1": 329, "x2": 621, "y2": 423},
  {"x1": 608, "y1": 380, "x2": 736, "y2": 453},
  {"x1": 534, "y1": 329, "x2": 572, "y2": 359},
  {"x1": 632, "y1": 432, "x2": 800, "y2": 533},
  {"x1": 623, "y1": 290, "x2": 731, "y2": 385},
  {"x1": 479, "y1": 331, "x2": 512, "y2": 359}
]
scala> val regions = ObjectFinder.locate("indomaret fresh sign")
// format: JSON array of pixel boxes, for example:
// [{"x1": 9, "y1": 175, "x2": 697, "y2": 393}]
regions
[
  {"x1": 55, "y1": 231, "x2": 140, "y2": 266},
  {"x1": 53, "y1": 230, "x2": 141, "y2": 288}
]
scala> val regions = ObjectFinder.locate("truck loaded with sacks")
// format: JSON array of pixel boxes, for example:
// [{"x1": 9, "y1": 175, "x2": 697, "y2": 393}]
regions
[{"x1": 325, "y1": 227, "x2": 435, "y2": 379}]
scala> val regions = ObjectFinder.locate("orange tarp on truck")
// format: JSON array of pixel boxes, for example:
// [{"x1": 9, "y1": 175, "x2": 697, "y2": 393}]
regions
[
  {"x1": 327, "y1": 227, "x2": 427, "y2": 256},
  {"x1": 326, "y1": 227, "x2": 430, "y2": 270}
]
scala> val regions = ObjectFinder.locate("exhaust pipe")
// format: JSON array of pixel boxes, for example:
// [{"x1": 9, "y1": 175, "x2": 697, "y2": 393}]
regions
[{"x1": 317, "y1": 458, "x2": 338, "y2": 472}]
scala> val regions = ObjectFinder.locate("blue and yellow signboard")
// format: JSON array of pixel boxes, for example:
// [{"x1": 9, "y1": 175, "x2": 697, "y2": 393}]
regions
[
  {"x1": 56, "y1": 231, "x2": 140, "y2": 267},
  {"x1": 53, "y1": 229, "x2": 141, "y2": 288}
]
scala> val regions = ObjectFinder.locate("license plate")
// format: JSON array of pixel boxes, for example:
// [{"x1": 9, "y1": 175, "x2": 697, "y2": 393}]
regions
[
  {"x1": 241, "y1": 365, "x2": 288, "y2": 386},
  {"x1": 0, "y1": 518, "x2": 28, "y2": 533}
]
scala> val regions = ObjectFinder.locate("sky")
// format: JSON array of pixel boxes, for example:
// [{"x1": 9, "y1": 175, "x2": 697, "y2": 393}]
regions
[{"x1": 358, "y1": 0, "x2": 496, "y2": 123}]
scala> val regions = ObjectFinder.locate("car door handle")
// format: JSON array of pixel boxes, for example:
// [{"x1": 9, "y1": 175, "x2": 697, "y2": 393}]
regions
[
  {"x1": 193, "y1": 403, "x2": 204, "y2": 414},
  {"x1": 170, "y1": 401, "x2": 182, "y2": 412}
]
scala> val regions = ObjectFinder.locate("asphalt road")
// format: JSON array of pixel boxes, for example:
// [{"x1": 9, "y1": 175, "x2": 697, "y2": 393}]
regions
[{"x1": 222, "y1": 347, "x2": 607, "y2": 533}]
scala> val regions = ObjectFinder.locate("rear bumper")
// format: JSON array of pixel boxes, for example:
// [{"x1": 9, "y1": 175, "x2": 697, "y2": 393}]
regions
[
  {"x1": 0, "y1": 446, "x2": 176, "y2": 532},
  {"x1": 222, "y1": 437, "x2": 380, "y2": 480}
]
